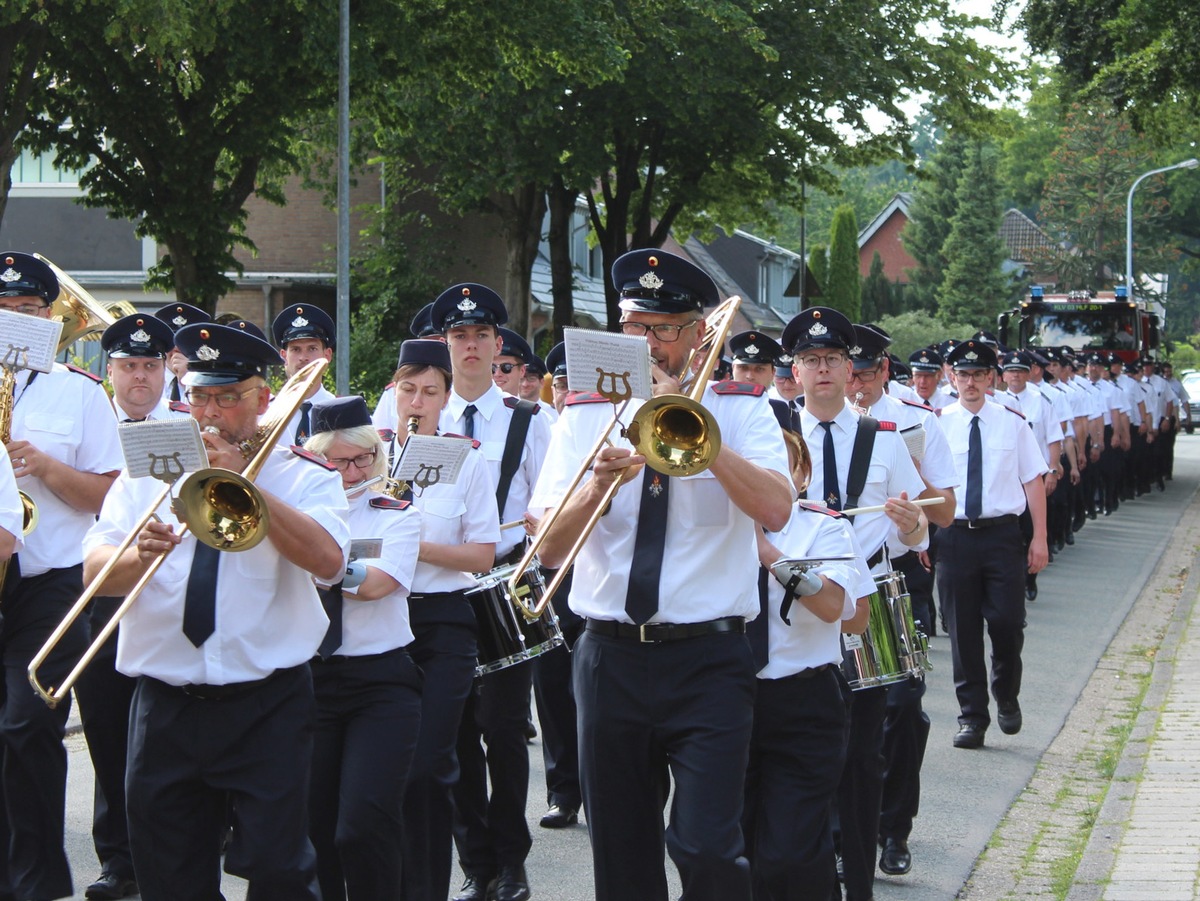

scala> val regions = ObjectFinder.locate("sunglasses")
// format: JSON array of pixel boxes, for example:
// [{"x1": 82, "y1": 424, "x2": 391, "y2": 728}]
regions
[{"x1": 492, "y1": 362, "x2": 521, "y2": 374}]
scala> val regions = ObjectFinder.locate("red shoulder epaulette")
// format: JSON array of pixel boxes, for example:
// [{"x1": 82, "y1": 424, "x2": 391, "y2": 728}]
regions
[
  {"x1": 66, "y1": 363, "x2": 104, "y2": 384},
  {"x1": 383, "y1": 381, "x2": 395, "y2": 391},
  {"x1": 900, "y1": 398, "x2": 934, "y2": 412},
  {"x1": 441, "y1": 433, "x2": 482, "y2": 449},
  {"x1": 377, "y1": 428, "x2": 396, "y2": 443},
  {"x1": 169, "y1": 401, "x2": 191, "y2": 413},
  {"x1": 503, "y1": 396, "x2": 541, "y2": 413},
  {"x1": 797, "y1": 500, "x2": 847, "y2": 518},
  {"x1": 711, "y1": 381, "x2": 766, "y2": 396},
  {"x1": 369, "y1": 496, "x2": 412, "y2": 510},
  {"x1": 289, "y1": 445, "x2": 339, "y2": 470},
  {"x1": 876, "y1": 420, "x2": 897, "y2": 431},
  {"x1": 564, "y1": 391, "x2": 610, "y2": 405},
  {"x1": 1003, "y1": 405, "x2": 1027, "y2": 420}
]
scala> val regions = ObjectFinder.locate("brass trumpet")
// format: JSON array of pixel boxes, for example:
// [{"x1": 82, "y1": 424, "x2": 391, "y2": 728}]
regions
[
  {"x1": 27, "y1": 358, "x2": 329, "y2": 708},
  {"x1": 507, "y1": 295, "x2": 742, "y2": 620}
]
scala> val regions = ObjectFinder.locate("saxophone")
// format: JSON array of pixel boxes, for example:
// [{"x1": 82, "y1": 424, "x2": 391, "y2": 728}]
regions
[
  {"x1": 384, "y1": 415, "x2": 421, "y2": 498},
  {"x1": 0, "y1": 366, "x2": 41, "y2": 591}
]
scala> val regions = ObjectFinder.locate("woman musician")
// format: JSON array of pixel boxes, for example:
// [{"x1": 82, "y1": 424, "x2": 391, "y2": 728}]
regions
[
  {"x1": 385, "y1": 339, "x2": 499, "y2": 901},
  {"x1": 303, "y1": 395, "x2": 423, "y2": 901},
  {"x1": 743, "y1": 405, "x2": 875, "y2": 901}
]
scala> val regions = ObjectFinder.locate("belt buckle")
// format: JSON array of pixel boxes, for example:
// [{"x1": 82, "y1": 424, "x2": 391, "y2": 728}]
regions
[
  {"x1": 967, "y1": 519, "x2": 980, "y2": 530},
  {"x1": 639, "y1": 623, "x2": 651, "y2": 643}
]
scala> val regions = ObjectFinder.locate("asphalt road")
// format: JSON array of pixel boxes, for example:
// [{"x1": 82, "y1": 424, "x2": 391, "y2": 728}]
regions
[{"x1": 54, "y1": 436, "x2": 1199, "y2": 900}]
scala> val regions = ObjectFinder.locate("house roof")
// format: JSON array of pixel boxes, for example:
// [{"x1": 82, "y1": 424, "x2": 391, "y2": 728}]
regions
[
  {"x1": 683, "y1": 235, "x2": 789, "y2": 333},
  {"x1": 529, "y1": 251, "x2": 607, "y2": 327},
  {"x1": 858, "y1": 192, "x2": 913, "y2": 248},
  {"x1": 999, "y1": 208, "x2": 1056, "y2": 264}
]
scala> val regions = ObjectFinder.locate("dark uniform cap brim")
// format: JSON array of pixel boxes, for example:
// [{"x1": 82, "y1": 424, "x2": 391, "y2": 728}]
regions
[
  {"x1": 153, "y1": 302, "x2": 210, "y2": 335},
  {"x1": 496, "y1": 327, "x2": 533, "y2": 364},
  {"x1": 850, "y1": 324, "x2": 890, "y2": 365},
  {"x1": 526, "y1": 355, "x2": 548, "y2": 378},
  {"x1": 225, "y1": 319, "x2": 269, "y2": 342},
  {"x1": 101, "y1": 313, "x2": 175, "y2": 359},
  {"x1": 272, "y1": 304, "x2": 336, "y2": 350},
  {"x1": 545, "y1": 342, "x2": 567, "y2": 378},
  {"x1": 0, "y1": 252, "x2": 58, "y2": 303},
  {"x1": 397, "y1": 339, "x2": 452, "y2": 372},
  {"x1": 409, "y1": 303, "x2": 439, "y2": 338},
  {"x1": 612, "y1": 249, "x2": 719, "y2": 315},
  {"x1": 781, "y1": 306, "x2": 855, "y2": 354},
  {"x1": 728, "y1": 330, "x2": 784, "y2": 365},
  {"x1": 175, "y1": 323, "x2": 281, "y2": 386},
  {"x1": 310, "y1": 395, "x2": 371, "y2": 435},
  {"x1": 431, "y1": 284, "x2": 508, "y2": 331},
  {"x1": 947, "y1": 340, "x2": 998, "y2": 370}
]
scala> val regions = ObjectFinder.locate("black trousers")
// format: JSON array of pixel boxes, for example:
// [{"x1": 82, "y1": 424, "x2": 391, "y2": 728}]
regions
[
  {"x1": 452, "y1": 658, "x2": 534, "y2": 875},
  {"x1": 0, "y1": 564, "x2": 87, "y2": 901},
  {"x1": 126, "y1": 665, "x2": 321, "y2": 901},
  {"x1": 833, "y1": 685, "x2": 887, "y2": 901},
  {"x1": 531, "y1": 587, "x2": 583, "y2": 812},
  {"x1": 400, "y1": 597, "x2": 477, "y2": 901},
  {"x1": 74, "y1": 596, "x2": 138, "y2": 883},
  {"x1": 744, "y1": 666, "x2": 850, "y2": 901},
  {"x1": 574, "y1": 629, "x2": 755, "y2": 901},
  {"x1": 892, "y1": 550, "x2": 934, "y2": 637},
  {"x1": 879, "y1": 676, "x2": 929, "y2": 843},
  {"x1": 309, "y1": 648, "x2": 423, "y2": 901},
  {"x1": 934, "y1": 521, "x2": 1027, "y2": 727}
]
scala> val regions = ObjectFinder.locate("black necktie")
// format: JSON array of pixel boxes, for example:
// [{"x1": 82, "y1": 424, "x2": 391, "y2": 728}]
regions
[
  {"x1": 182, "y1": 542, "x2": 220, "y2": 647},
  {"x1": 820, "y1": 421, "x2": 841, "y2": 511},
  {"x1": 463, "y1": 403, "x2": 478, "y2": 439},
  {"x1": 296, "y1": 402, "x2": 312, "y2": 445},
  {"x1": 317, "y1": 582, "x2": 344, "y2": 659},
  {"x1": 170, "y1": 378, "x2": 180, "y2": 402},
  {"x1": 748, "y1": 566, "x2": 770, "y2": 670},
  {"x1": 624, "y1": 469, "x2": 670, "y2": 625},
  {"x1": 966, "y1": 414, "x2": 983, "y2": 521}
]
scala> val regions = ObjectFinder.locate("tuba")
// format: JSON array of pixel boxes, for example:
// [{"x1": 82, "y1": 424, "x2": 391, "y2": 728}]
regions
[{"x1": 34, "y1": 254, "x2": 118, "y2": 352}]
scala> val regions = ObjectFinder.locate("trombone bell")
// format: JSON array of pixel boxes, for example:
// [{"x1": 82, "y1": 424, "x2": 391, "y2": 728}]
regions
[
  {"x1": 628, "y1": 394, "x2": 722, "y2": 477},
  {"x1": 173, "y1": 469, "x2": 271, "y2": 551}
]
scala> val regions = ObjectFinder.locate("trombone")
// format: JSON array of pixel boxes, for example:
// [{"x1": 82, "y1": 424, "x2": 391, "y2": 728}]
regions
[
  {"x1": 507, "y1": 295, "x2": 742, "y2": 621},
  {"x1": 27, "y1": 358, "x2": 329, "y2": 708}
]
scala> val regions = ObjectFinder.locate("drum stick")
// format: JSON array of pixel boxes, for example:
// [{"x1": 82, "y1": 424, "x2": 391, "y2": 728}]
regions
[
  {"x1": 500, "y1": 519, "x2": 528, "y2": 531},
  {"x1": 838, "y1": 496, "x2": 946, "y2": 517}
]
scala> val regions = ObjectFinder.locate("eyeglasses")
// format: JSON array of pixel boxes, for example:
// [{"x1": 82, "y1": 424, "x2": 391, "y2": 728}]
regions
[
  {"x1": 849, "y1": 366, "x2": 882, "y2": 383},
  {"x1": 619, "y1": 321, "x2": 698, "y2": 342},
  {"x1": 954, "y1": 370, "x2": 992, "y2": 382},
  {"x1": 796, "y1": 353, "x2": 847, "y2": 370},
  {"x1": 492, "y1": 362, "x2": 521, "y2": 375},
  {"x1": 0, "y1": 302, "x2": 49, "y2": 316},
  {"x1": 185, "y1": 386, "x2": 261, "y2": 408},
  {"x1": 326, "y1": 450, "x2": 377, "y2": 471}
]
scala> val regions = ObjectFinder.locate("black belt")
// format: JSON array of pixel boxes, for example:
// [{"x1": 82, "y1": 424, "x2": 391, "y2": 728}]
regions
[
  {"x1": 408, "y1": 590, "x2": 466, "y2": 602},
  {"x1": 781, "y1": 662, "x2": 833, "y2": 681},
  {"x1": 866, "y1": 546, "x2": 886, "y2": 570},
  {"x1": 311, "y1": 646, "x2": 406, "y2": 665},
  {"x1": 952, "y1": 514, "x2": 1019, "y2": 530},
  {"x1": 586, "y1": 616, "x2": 745, "y2": 644},
  {"x1": 171, "y1": 664, "x2": 297, "y2": 701}
]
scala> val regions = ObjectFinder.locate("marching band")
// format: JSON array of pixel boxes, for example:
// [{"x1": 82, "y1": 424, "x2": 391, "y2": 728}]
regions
[{"x1": 0, "y1": 247, "x2": 1187, "y2": 901}]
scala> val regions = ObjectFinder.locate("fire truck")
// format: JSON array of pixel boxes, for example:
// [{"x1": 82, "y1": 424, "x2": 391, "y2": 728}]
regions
[{"x1": 997, "y1": 286, "x2": 1160, "y2": 364}]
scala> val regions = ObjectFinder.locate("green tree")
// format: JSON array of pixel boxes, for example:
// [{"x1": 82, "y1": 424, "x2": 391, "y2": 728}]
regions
[
  {"x1": 938, "y1": 142, "x2": 1014, "y2": 327},
  {"x1": 995, "y1": 64, "x2": 1067, "y2": 212},
  {"x1": 0, "y1": 3, "x2": 52, "y2": 227},
  {"x1": 903, "y1": 133, "x2": 969, "y2": 312},
  {"x1": 808, "y1": 243, "x2": 829, "y2": 298},
  {"x1": 876, "y1": 309, "x2": 976, "y2": 358},
  {"x1": 861, "y1": 251, "x2": 892, "y2": 320},
  {"x1": 825, "y1": 205, "x2": 861, "y2": 320}
]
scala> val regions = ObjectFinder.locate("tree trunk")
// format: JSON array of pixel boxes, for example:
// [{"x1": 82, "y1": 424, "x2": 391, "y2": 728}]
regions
[
  {"x1": 546, "y1": 175, "x2": 578, "y2": 343},
  {"x1": 498, "y1": 182, "x2": 547, "y2": 337},
  {"x1": 165, "y1": 236, "x2": 210, "y2": 312},
  {"x1": 0, "y1": 18, "x2": 50, "y2": 233}
]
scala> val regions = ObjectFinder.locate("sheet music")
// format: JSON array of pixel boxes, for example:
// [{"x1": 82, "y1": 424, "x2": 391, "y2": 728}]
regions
[
  {"x1": 0, "y1": 310, "x2": 63, "y2": 373},
  {"x1": 392, "y1": 435, "x2": 472, "y2": 490},
  {"x1": 563, "y1": 327, "x2": 653, "y2": 399},
  {"x1": 350, "y1": 538, "x2": 383, "y2": 562},
  {"x1": 118, "y1": 419, "x2": 208, "y2": 481}
]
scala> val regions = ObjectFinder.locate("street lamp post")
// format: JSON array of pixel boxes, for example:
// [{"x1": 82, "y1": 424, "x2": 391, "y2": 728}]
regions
[{"x1": 1126, "y1": 158, "x2": 1199, "y2": 299}]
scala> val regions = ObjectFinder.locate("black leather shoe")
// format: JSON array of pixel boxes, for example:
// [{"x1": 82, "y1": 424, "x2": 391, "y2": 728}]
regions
[
  {"x1": 879, "y1": 837, "x2": 912, "y2": 875},
  {"x1": 452, "y1": 873, "x2": 493, "y2": 901},
  {"x1": 998, "y1": 701, "x2": 1022, "y2": 735},
  {"x1": 1064, "y1": 529, "x2": 1075, "y2": 546},
  {"x1": 493, "y1": 865, "x2": 531, "y2": 901},
  {"x1": 1025, "y1": 575, "x2": 1038, "y2": 602},
  {"x1": 85, "y1": 872, "x2": 139, "y2": 900},
  {"x1": 539, "y1": 803, "x2": 579, "y2": 828},
  {"x1": 953, "y1": 723, "x2": 985, "y2": 749}
]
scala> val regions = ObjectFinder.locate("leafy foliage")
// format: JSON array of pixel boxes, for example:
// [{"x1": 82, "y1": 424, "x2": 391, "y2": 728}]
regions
[
  {"x1": 903, "y1": 134, "x2": 969, "y2": 312},
  {"x1": 825, "y1": 205, "x2": 861, "y2": 321},
  {"x1": 861, "y1": 251, "x2": 892, "y2": 321}
]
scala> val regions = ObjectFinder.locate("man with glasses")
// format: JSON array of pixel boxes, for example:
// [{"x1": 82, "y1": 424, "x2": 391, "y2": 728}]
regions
[
  {"x1": 0, "y1": 251, "x2": 123, "y2": 901},
  {"x1": 492, "y1": 328, "x2": 531, "y2": 397},
  {"x1": 83, "y1": 321, "x2": 350, "y2": 900},
  {"x1": 935, "y1": 340, "x2": 1048, "y2": 751},
  {"x1": 518, "y1": 353, "x2": 558, "y2": 423},
  {"x1": 430, "y1": 284, "x2": 550, "y2": 901},
  {"x1": 270, "y1": 304, "x2": 337, "y2": 445},
  {"x1": 530, "y1": 248, "x2": 792, "y2": 901}
]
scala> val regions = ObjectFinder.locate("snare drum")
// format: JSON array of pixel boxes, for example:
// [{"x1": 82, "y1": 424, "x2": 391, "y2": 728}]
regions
[
  {"x1": 841, "y1": 570, "x2": 927, "y2": 690},
  {"x1": 875, "y1": 570, "x2": 930, "y2": 678},
  {"x1": 467, "y1": 563, "x2": 565, "y2": 676}
]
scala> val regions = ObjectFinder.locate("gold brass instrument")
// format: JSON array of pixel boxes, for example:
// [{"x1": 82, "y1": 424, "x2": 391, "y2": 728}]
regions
[
  {"x1": 27, "y1": 358, "x2": 329, "y2": 708},
  {"x1": 385, "y1": 415, "x2": 421, "y2": 498},
  {"x1": 0, "y1": 360, "x2": 40, "y2": 592},
  {"x1": 33, "y1": 254, "x2": 118, "y2": 353},
  {"x1": 507, "y1": 295, "x2": 742, "y2": 620}
]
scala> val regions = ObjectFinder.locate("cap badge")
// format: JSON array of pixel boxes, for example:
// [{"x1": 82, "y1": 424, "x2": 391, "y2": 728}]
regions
[
  {"x1": 745, "y1": 343, "x2": 759, "y2": 356},
  {"x1": 964, "y1": 351, "x2": 978, "y2": 361},
  {"x1": 919, "y1": 354, "x2": 929, "y2": 362},
  {"x1": 172, "y1": 315, "x2": 188, "y2": 327},
  {"x1": 130, "y1": 328, "x2": 152, "y2": 343},
  {"x1": 0, "y1": 267, "x2": 20, "y2": 284},
  {"x1": 196, "y1": 345, "x2": 220, "y2": 361},
  {"x1": 848, "y1": 345, "x2": 861, "y2": 357},
  {"x1": 457, "y1": 297, "x2": 477, "y2": 312},
  {"x1": 808, "y1": 322, "x2": 828, "y2": 337},
  {"x1": 779, "y1": 354, "x2": 792, "y2": 364},
  {"x1": 291, "y1": 315, "x2": 309, "y2": 328},
  {"x1": 639, "y1": 270, "x2": 664, "y2": 291}
]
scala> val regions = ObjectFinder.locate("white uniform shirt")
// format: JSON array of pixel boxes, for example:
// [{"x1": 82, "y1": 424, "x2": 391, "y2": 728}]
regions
[
  {"x1": 373, "y1": 384, "x2": 398, "y2": 435},
  {"x1": 1004, "y1": 386, "x2": 1065, "y2": 465},
  {"x1": 939, "y1": 401, "x2": 1048, "y2": 519},
  {"x1": 335, "y1": 489, "x2": 421, "y2": 655},
  {"x1": 0, "y1": 453, "x2": 24, "y2": 555},
  {"x1": 759, "y1": 504, "x2": 873, "y2": 679},
  {"x1": 13, "y1": 365, "x2": 123, "y2": 576},
  {"x1": 799, "y1": 402, "x2": 925, "y2": 573},
  {"x1": 530, "y1": 386, "x2": 792, "y2": 624},
  {"x1": 114, "y1": 396, "x2": 192, "y2": 423},
  {"x1": 442, "y1": 384, "x2": 551, "y2": 559},
  {"x1": 85, "y1": 445, "x2": 351, "y2": 685},
  {"x1": 885, "y1": 381, "x2": 923, "y2": 405},
  {"x1": 273, "y1": 384, "x2": 336, "y2": 446}
]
